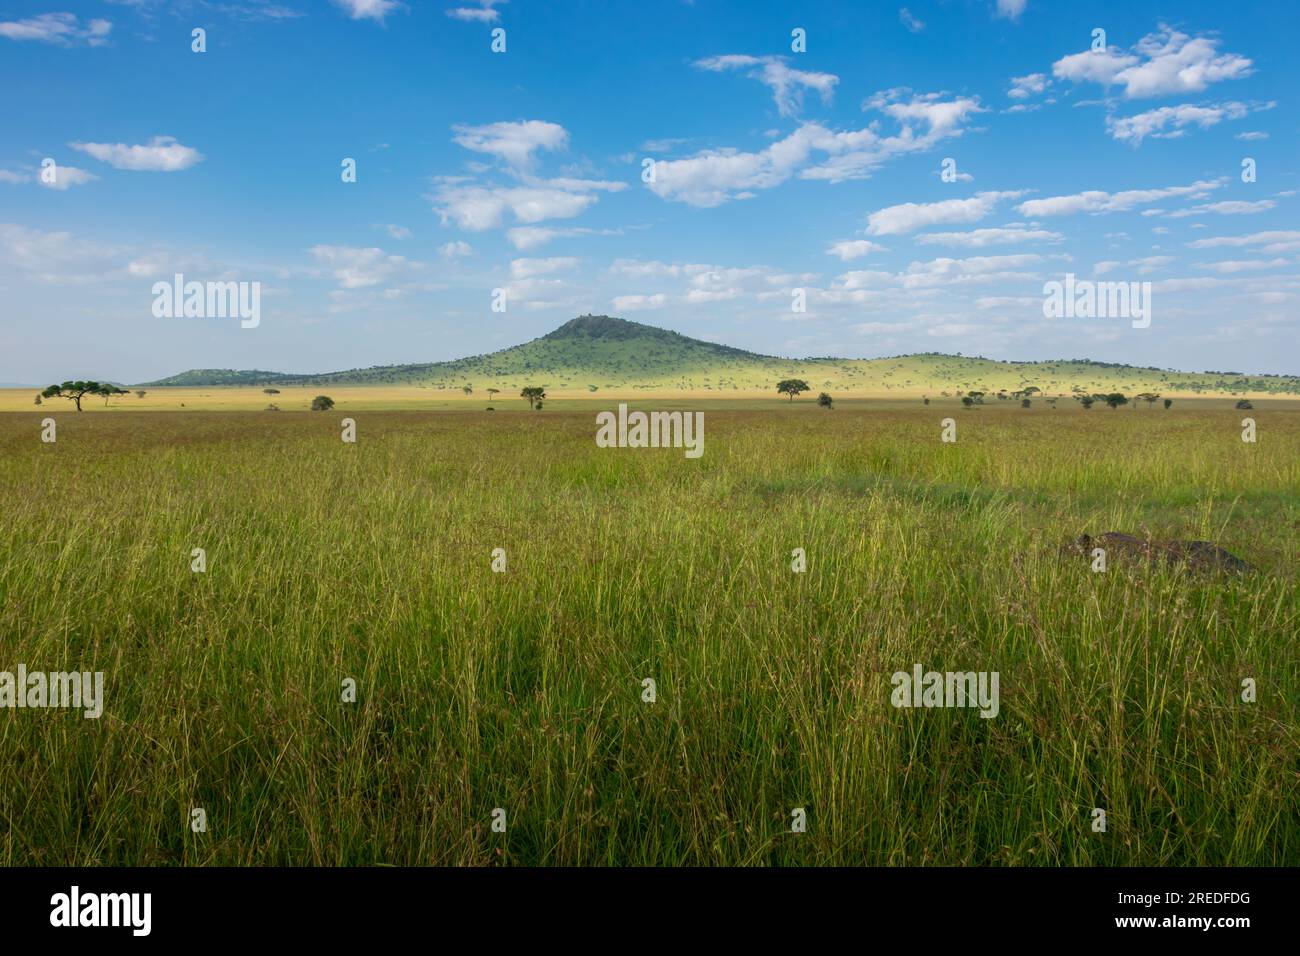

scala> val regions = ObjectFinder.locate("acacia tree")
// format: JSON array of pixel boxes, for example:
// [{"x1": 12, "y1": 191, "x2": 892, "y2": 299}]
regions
[
  {"x1": 776, "y1": 378, "x2": 810, "y2": 401},
  {"x1": 1104, "y1": 393, "x2": 1129, "y2": 410},
  {"x1": 520, "y1": 386, "x2": 546, "y2": 409},
  {"x1": 41, "y1": 381, "x2": 112, "y2": 412}
]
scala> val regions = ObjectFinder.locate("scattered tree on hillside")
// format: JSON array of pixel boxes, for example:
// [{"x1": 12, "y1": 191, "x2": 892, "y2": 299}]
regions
[
  {"x1": 1104, "y1": 393, "x2": 1128, "y2": 410},
  {"x1": 776, "y1": 378, "x2": 811, "y2": 401},
  {"x1": 521, "y1": 386, "x2": 546, "y2": 409},
  {"x1": 818, "y1": 392, "x2": 833, "y2": 409},
  {"x1": 1080, "y1": 396, "x2": 1095, "y2": 409},
  {"x1": 487, "y1": 388, "x2": 500, "y2": 400},
  {"x1": 41, "y1": 381, "x2": 115, "y2": 412},
  {"x1": 463, "y1": 385, "x2": 473, "y2": 395},
  {"x1": 1136, "y1": 392, "x2": 1160, "y2": 408},
  {"x1": 311, "y1": 395, "x2": 335, "y2": 411}
]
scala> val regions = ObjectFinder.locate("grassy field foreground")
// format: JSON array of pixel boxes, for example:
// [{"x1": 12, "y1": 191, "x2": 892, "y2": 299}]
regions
[{"x1": 0, "y1": 403, "x2": 1296, "y2": 865}]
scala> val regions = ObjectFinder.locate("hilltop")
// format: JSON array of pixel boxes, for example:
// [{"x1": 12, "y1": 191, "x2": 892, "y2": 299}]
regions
[{"x1": 138, "y1": 315, "x2": 1300, "y2": 397}]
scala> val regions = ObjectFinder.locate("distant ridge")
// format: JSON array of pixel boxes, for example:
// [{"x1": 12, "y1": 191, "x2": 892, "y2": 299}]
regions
[{"x1": 137, "y1": 314, "x2": 1300, "y2": 396}]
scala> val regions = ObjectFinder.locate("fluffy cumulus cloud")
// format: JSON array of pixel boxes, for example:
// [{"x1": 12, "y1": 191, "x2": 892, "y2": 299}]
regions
[
  {"x1": 509, "y1": 257, "x2": 578, "y2": 280},
  {"x1": 611, "y1": 293, "x2": 667, "y2": 311},
  {"x1": 452, "y1": 120, "x2": 567, "y2": 171},
  {"x1": 647, "y1": 90, "x2": 985, "y2": 206},
  {"x1": 0, "y1": 13, "x2": 111, "y2": 46},
  {"x1": 1052, "y1": 25, "x2": 1253, "y2": 99},
  {"x1": 69, "y1": 136, "x2": 203, "y2": 172},
  {"x1": 432, "y1": 121, "x2": 625, "y2": 234},
  {"x1": 994, "y1": 0, "x2": 1027, "y2": 21},
  {"x1": 826, "y1": 239, "x2": 887, "y2": 261},
  {"x1": 694, "y1": 54, "x2": 839, "y2": 117},
  {"x1": 1007, "y1": 73, "x2": 1048, "y2": 99},
  {"x1": 865, "y1": 191, "x2": 1021, "y2": 236}
]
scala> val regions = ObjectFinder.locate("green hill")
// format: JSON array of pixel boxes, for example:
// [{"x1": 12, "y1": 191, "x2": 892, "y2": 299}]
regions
[{"x1": 139, "y1": 314, "x2": 1300, "y2": 396}]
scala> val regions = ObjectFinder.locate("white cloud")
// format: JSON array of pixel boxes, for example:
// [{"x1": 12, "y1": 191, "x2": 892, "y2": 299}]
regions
[
  {"x1": 1007, "y1": 73, "x2": 1047, "y2": 99},
  {"x1": 1235, "y1": 131, "x2": 1269, "y2": 141},
  {"x1": 1017, "y1": 180, "x2": 1221, "y2": 217},
  {"x1": 1052, "y1": 26, "x2": 1253, "y2": 99},
  {"x1": 332, "y1": 0, "x2": 403, "y2": 23},
  {"x1": 826, "y1": 239, "x2": 886, "y2": 261},
  {"x1": 1188, "y1": 231, "x2": 1300, "y2": 254},
  {"x1": 914, "y1": 226, "x2": 1063, "y2": 247},
  {"x1": 432, "y1": 183, "x2": 599, "y2": 231},
  {"x1": 0, "y1": 13, "x2": 111, "y2": 46},
  {"x1": 611, "y1": 293, "x2": 667, "y2": 311},
  {"x1": 446, "y1": 1, "x2": 506, "y2": 22},
  {"x1": 382, "y1": 224, "x2": 412, "y2": 240},
  {"x1": 1129, "y1": 255, "x2": 1175, "y2": 274},
  {"x1": 70, "y1": 135, "x2": 203, "y2": 172},
  {"x1": 438, "y1": 241, "x2": 472, "y2": 258},
  {"x1": 509, "y1": 257, "x2": 578, "y2": 279},
  {"x1": 994, "y1": 0, "x2": 1027, "y2": 21},
  {"x1": 1167, "y1": 199, "x2": 1275, "y2": 219},
  {"x1": 899, "y1": 8, "x2": 924, "y2": 33},
  {"x1": 505, "y1": 225, "x2": 621, "y2": 251},
  {"x1": 309, "y1": 245, "x2": 422, "y2": 289},
  {"x1": 648, "y1": 92, "x2": 984, "y2": 206},
  {"x1": 1196, "y1": 258, "x2": 1291, "y2": 274},
  {"x1": 695, "y1": 54, "x2": 838, "y2": 117},
  {"x1": 38, "y1": 165, "x2": 98, "y2": 190},
  {"x1": 452, "y1": 120, "x2": 567, "y2": 170},
  {"x1": 1107, "y1": 101, "x2": 1261, "y2": 145},
  {"x1": 866, "y1": 191, "x2": 1020, "y2": 236}
]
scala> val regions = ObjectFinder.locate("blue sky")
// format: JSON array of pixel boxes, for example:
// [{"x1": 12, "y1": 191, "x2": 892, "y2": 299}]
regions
[{"x1": 1, "y1": 0, "x2": 1297, "y2": 383}]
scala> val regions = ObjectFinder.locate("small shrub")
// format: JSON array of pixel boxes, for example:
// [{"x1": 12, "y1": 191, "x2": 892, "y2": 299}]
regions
[{"x1": 311, "y1": 395, "x2": 335, "y2": 411}]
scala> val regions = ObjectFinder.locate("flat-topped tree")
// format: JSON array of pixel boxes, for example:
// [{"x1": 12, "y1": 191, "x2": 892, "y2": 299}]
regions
[
  {"x1": 776, "y1": 378, "x2": 810, "y2": 401},
  {"x1": 520, "y1": 386, "x2": 545, "y2": 409},
  {"x1": 41, "y1": 381, "x2": 114, "y2": 412}
]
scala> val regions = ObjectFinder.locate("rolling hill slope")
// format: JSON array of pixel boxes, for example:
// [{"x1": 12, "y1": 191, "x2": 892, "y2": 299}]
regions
[{"x1": 138, "y1": 314, "x2": 1300, "y2": 397}]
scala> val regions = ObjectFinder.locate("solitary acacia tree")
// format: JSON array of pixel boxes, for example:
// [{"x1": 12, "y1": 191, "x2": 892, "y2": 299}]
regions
[
  {"x1": 486, "y1": 387, "x2": 500, "y2": 400},
  {"x1": 100, "y1": 385, "x2": 127, "y2": 406},
  {"x1": 776, "y1": 378, "x2": 810, "y2": 401},
  {"x1": 520, "y1": 386, "x2": 546, "y2": 409},
  {"x1": 263, "y1": 388, "x2": 280, "y2": 396},
  {"x1": 41, "y1": 381, "x2": 113, "y2": 412},
  {"x1": 462, "y1": 385, "x2": 473, "y2": 395}
]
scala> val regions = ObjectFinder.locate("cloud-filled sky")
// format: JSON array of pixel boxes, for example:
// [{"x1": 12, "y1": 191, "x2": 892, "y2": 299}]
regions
[{"x1": 1, "y1": 0, "x2": 1297, "y2": 383}]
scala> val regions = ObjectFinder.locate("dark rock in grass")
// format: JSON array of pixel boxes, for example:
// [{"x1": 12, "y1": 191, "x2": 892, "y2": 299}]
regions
[{"x1": 1062, "y1": 531, "x2": 1253, "y2": 573}]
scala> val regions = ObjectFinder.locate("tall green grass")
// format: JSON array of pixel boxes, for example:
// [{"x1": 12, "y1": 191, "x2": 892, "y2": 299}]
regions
[{"x1": 0, "y1": 404, "x2": 1295, "y2": 865}]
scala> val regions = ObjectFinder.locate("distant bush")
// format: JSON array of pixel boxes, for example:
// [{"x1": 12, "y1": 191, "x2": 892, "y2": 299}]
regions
[
  {"x1": 1021, "y1": 398, "x2": 1031, "y2": 408},
  {"x1": 817, "y1": 392, "x2": 833, "y2": 408},
  {"x1": 311, "y1": 395, "x2": 335, "y2": 411},
  {"x1": 1236, "y1": 399, "x2": 1253, "y2": 410},
  {"x1": 1164, "y1": 398, "x2": 1172, "y2": 409}
]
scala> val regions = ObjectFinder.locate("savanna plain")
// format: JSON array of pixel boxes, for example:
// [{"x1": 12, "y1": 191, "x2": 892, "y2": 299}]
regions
[{"x1": 0, "y1": 396, "x2": 1296, "y2": 865}]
